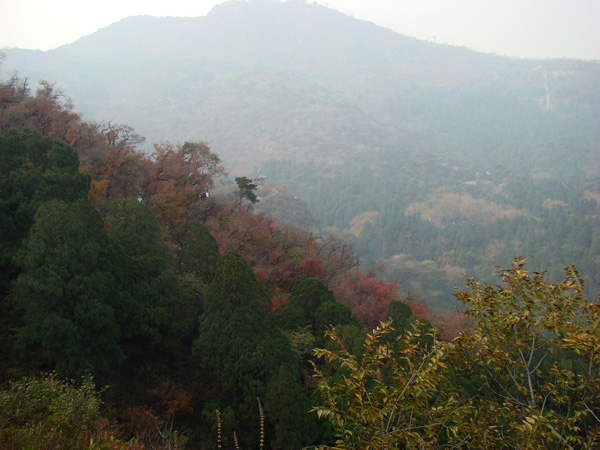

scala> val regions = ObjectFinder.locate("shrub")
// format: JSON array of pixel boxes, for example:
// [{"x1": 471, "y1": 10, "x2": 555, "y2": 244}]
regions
[{"x1": 0, "y1": 373, "x2": 101, "y2": 450}]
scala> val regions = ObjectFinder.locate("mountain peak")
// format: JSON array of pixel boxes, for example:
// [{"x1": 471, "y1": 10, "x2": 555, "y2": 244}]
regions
[{"x1": 206, "y1": 0, "x2": 349, "y2": 27}]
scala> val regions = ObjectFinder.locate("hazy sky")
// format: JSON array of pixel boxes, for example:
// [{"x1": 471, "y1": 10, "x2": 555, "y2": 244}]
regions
[{"x1": 1, "y1": 0, "x2": 599, "y2": 60}]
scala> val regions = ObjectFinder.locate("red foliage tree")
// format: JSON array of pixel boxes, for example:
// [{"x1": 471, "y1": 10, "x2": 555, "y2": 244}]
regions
[
  {"x1": 297, "y1": 256, "x2": 324, "y2": 279},
  {"x1": 333, "y1": 269, "x2": 398, "y2": 329},
  {"x1": 408, "y1": 302, "x2": 431, "y2": 320},
  {"x1": 207, "y1": 208, "x2": 324, "y2": 293}
]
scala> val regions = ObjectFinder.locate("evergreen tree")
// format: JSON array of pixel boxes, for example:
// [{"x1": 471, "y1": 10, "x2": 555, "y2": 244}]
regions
[
  {"x1": 264, "y1": 366, "x2": 319, "y2": 450},
  {"x1": 0, "y1": 129, "x2": 90, "y2": 295},
  {"x1": 384, "y1": 300, "x2": 416, "y2": 335},
  {"x1": 11, "y1": 199, "x2": 124, "y2": 376},
  {"x1": 278, "y1": 277, "x2": 336, "y2": 330},
  {"x1": 104, "y1": 197, "x2": 177, "y2": 357},
  {"x1": 314, "y1": 301, "x2": 358, "y2": 338},
  {"x1": 193, "y1": 252, "x2": 297, "y2": 445},
  {"x1": 235, "y1": 176, "x2": 258, "y2": 205},
  {"x1": 179, "y1": 219, "x2": 219, "y2": 282}
]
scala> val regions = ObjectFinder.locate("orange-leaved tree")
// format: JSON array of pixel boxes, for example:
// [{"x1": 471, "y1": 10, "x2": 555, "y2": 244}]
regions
[{"x1": 142, "y1": 141, "x2": 225, "y2": 239}]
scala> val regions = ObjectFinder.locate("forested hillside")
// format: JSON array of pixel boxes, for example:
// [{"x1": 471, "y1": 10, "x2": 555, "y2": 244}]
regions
[
  {"x1": 3, "y1": 0, "x2": 599, "y2": 310},
  {"x1": 0, "y1": 67, "x2": 408, "y2": 448},
  {"x1": 1, "y1": 51, "x2": 599, "y2": 450},
  {"x1": 263, "y1": 140, "x2": 600, "y2": 309}
]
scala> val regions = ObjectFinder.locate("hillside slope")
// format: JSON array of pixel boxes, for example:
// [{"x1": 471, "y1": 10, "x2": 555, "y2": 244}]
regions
[{"x1": 3, "y1": 0, "x2": 599, "y2": 308}]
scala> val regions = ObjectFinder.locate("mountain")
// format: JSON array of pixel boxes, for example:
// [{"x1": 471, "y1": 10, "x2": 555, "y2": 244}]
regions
[
  {"x1": 3, "y1": 0, "x2": 600, "y2": 308},
  {"x1": 3, "y1": 1, "x2": 597, "y2": 172}
]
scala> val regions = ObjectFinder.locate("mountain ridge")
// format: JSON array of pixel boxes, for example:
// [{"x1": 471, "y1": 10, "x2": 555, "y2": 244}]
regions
[{"x1": 2, "y1": 0, "x2": 598, "y2": 176}]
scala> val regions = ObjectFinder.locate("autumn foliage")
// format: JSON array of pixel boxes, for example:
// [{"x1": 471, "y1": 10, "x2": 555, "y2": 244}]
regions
[
  {"x1": 333, "y1": 270, "x2": 398, "y2": 329},
  {"x1": 0, "y1": 73, "x2": 438, "y2": 449}
]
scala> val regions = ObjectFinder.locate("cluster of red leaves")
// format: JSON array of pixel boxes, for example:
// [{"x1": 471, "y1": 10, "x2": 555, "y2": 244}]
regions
[
  {"x1": 120, "y1": 381, "x2": 193, "y2": 448},
  {"x1": 0, "y1": 78, "x2": 80, "y2": 143},
  {"x1": 207, "y1": 208, "x2": 324, "y2": 294},
  {"x1": 142, "y1": 142, "x2": 225, "y2": 232},
  {"x1": 120, "y1": 406, "x2": 158, "y2": 446},
  {"x1": 408, "y1": 302, "x2": 431, "y2": 320},
  {"x1": 333, "y1": 270, "x2": 399, "y2": 329},
  {"x1": 92, "y1": 419, "x2": 145, "y2": 449},
  {"x1": 157, "y1": 380, "x2": 194, "y2": 419}
]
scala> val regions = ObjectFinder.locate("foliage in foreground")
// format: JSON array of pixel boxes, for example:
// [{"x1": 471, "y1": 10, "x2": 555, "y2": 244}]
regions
[
  {"x1": 0, "y1": 374, "x2": 99, "y2": 449},
  {"x1": 312, "y1": 259, "x2": 600, "y2": 449},
  {"x1": 0, "y1": 373, "x2": 142, "y2": 450}
]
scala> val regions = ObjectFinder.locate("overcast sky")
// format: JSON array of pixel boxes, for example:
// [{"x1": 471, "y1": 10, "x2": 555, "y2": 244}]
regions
[{"x1": 1, "y1": 0, "x2": 599, "y2": 60}]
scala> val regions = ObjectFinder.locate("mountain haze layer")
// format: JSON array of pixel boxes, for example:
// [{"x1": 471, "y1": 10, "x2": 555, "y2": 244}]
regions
[{"x1": 5, "y1": 1, "x2": 597, "y2": 172}]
